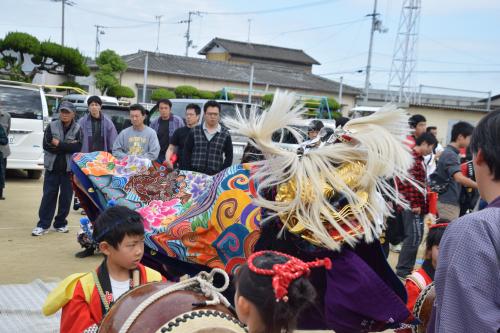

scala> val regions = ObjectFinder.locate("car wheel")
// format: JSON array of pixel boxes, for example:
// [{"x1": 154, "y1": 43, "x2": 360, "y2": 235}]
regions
[{"x1": 27, "y1": 170, "x2": 43, "y2": 180}]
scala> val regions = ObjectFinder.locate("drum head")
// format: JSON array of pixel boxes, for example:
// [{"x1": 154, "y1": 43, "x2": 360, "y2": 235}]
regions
[{"x1": 155, "y1": 309, "x2": 247, "y2": 333}]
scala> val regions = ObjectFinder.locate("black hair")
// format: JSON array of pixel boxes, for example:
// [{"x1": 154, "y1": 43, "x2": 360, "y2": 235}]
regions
[
  {"x1": 426, "y1": 126, "x2": 437, "y2": 133},
  {"x1": 93, "y1": 206, "x2": 145, "y2": 249},
  {"x1": 156, "y1": 99, "x2": 172, "y2": 108},
  {"x1": 450, "y1": 121, "x2": 474, "y2": 142},
  {"x1": 203, "y1": 100, "x2": 221, "y2": 113},
  {"x1": 415, "y1": 132, "x2": 438, "y2": 147},
  {"x1": 186, "y1": 103, "x2": 201, "y2": 115},
  {"x1": 336, "y1": 116, "x2": 350, "y2": 128},
  {"x1": 470, "y1": 110, "x2": 500, "y2": 180},
  {"x1": 426, "y1": 225, "x2": 447, "y2": 252},
  {"x1": 87, "y1": 95, "x2": 102, "y2": 106},
  {"x1": 235, "y1": 252, "x2": 317, "y2": 333},
  {"x1": 408, "y1": 114, "x2": 426, "y2": 128},
  {"x1": 129, "y1": 104, "x2": 147, "y2": 116},
  {"x1": 308, "y1": 119, "x2": 324, "y2": 132}
]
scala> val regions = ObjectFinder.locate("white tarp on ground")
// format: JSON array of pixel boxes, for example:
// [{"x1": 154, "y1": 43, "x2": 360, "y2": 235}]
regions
[{"x1": 0, "y1": 279, "x2": 60, "y2": 333}]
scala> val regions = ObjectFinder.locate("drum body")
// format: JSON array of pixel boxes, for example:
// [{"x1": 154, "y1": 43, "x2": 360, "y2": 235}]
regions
[
  {"x1": 413, "y1": 282, "x2": 435, "y2": 333},
  {"x1": 99, "y1": 282, "x2": 246, "y2": 333}
]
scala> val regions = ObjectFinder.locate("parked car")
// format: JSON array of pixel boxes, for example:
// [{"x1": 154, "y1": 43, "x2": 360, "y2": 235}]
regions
[
  {"x1": 0, "y1": 80, "x2": 49, "y2": 179},
  {"x1": 147, "y1": 99, "x2": 263, "y2": 163},
  {"x1": 61, "y1": 94, "x2": 119, "y2": 106}
]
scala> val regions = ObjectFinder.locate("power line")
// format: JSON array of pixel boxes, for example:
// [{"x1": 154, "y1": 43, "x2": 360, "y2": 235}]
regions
[{"x1": 201, "y1": 0, "x2": 338, "y2": 15}]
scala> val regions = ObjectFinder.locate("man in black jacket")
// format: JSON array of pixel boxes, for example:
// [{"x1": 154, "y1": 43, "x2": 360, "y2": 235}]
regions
[
  {"x1": 32, "y1": 101, "x2": 82, "y2": 236},
  {"x1": 184, "y1": 100, "x2": 233, "y2": 175}
]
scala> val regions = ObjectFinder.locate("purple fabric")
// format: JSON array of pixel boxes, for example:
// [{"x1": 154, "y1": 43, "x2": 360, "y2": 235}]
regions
[
  {"x1": 486, "y1": 195, "x2": 500, "y2": 208},
  {"x1": 150, "y1": 114, "x2": 184, "y2": 138},
  {"x1": 78, "y1": 114, "x2": 117, "y2": 153},
  {"x1": 323, "y1": 248, "x2": 412, "y2": 333},
  {"x1": 433, "y1": 204, "x2": 500, "y2": 332}
]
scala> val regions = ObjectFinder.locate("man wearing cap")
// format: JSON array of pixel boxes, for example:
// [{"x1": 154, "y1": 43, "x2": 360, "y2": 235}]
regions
[
  {"x1": 78, "y1": 96, "x2": 117, "y2": 153},
  {"x1": 32, "y1": 101, "x2": 82, "y2": 236}
]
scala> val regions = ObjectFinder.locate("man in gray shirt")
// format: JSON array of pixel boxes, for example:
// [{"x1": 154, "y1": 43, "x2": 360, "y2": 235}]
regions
[
  {"x1": 431, "y1": 110, "x2": 500, "y2": 332},
  {"x1": 435, "y1": 121, "x2": 477, "y2": 221},
  {"x1": 112, "y1": 104, "x2": 160, "y2": 161}
]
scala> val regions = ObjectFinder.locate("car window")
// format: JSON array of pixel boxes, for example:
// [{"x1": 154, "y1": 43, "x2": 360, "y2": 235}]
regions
[
  {"x1": 102, "y1": 107, "x2": 131, "y2": 133},
  {"x1": 0, "y1": 86, "x2": 43, "y2": 119}
]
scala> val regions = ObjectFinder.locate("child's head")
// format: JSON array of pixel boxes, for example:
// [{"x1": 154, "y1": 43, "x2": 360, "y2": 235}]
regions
[
  {"x1": 93, "y1": 206, "x2": 145, "y2": 270},
  {"x1": 234, "y1": 251, "x2": 331, "y2": 333},
  {"x1": 425, "y1": 223, "x2": 448, "y2": 269}
]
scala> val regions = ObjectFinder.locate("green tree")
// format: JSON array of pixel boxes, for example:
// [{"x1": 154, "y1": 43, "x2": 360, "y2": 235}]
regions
[
  {"x1": 151, "y1": 88, "x2": 176, "y2": 101},
  {"x1": 261, "y1": 93, "x2": 274, "y2": 106},
  {"x1": 0, "y1": 32, "x2": 89, "y2": 82},
  {"x1": 197, "y1": 90, "x2": 216, "y2": 99},
  {"x1": 94, "y1": 49, "x2": 127, "y2": 95},
  {"x1": 174, "y1": 85, "x2": 199, "y2": 98},
  {"x1": 107, "y1": 85, "x2": 135, "y2": 98}
]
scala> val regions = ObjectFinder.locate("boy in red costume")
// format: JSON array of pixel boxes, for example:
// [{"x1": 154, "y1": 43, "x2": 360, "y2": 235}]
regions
[
  {"x1": 405, "y1": 223, "x2": 448, "y2": 312},
  {"x1": 43, "y1": 206, "x2": 165, "y2": 333}
]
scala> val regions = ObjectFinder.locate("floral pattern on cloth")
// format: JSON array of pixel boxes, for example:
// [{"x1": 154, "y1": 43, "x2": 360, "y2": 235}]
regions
[{"x1": 71, "y1": 151, "x2": 261, "y2": 273}]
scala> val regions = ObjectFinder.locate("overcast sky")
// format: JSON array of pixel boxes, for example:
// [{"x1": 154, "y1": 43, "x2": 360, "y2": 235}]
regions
[{"x1": 2, "y1": 0, "x2": 500, "y2": 97}]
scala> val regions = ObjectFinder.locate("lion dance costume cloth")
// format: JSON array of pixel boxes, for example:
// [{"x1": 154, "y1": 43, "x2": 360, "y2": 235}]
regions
[{"x1": 72, "y1": 91, "x2": 420, "y2": 332}]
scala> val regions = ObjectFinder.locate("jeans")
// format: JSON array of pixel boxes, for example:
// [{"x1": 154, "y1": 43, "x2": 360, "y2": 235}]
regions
[
  {"x1": 37, "y1": 170, "x2": 73, "y2": 229},
  {"x1": 0, "y1": 156, "x2": 6, "y2": 190},
  {"x1": 396, "y1": 209, "x2": 424, "y2": 278}
]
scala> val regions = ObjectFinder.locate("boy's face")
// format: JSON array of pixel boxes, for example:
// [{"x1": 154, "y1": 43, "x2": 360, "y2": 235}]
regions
[
  {"x1": 431, "y1": 245, "x2": 439, "y2": 269},
  {"x1": 414, "y1": 121, "x2": 427, "y2": 138},
  {"x1": 104, "y1": 234, "x2": 145, "y2": 270},
  {"x1": 457, "y1": 134, "x2": 471, "y2": 148}
]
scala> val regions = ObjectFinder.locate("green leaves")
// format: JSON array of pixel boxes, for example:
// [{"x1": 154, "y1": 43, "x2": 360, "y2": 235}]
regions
[
  {"x1": 151, "y1": 88, "x2": 176, "y2": 101},
  {"x1": 0, "y1": 31, "x2": 90, "y2": 82},
  {"x1": 107, "y1": 85, "x2": 135, "y2": 98},
  {"x1": 96, "y1": 49, "x2": 127, "y2": 73},
  {"x1": 2, "y1": 32, "x2": 41, "y2": 55},
  {"x1": 94, "y1": 49, "x2": 128, "y2": 95},
  {"x1": 174, "y1": 85, "x2": 200, "y2": 98}
]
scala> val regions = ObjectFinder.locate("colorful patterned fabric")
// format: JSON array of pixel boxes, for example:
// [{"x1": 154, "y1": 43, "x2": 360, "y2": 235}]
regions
[{"x1": 71, "y1": 152, "x2": 261, "y2": 274}]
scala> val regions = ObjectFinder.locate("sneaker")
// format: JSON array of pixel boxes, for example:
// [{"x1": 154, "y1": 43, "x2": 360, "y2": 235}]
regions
[
  {"x1": 54, "y1": 226, "x2": 69, "y2": 233},
  {"x1": 32, "y1": 227, "x2": 49, "y2": 236},
  {"x1": 390, "y1": 243, "x2": 402, "y2": 253}
]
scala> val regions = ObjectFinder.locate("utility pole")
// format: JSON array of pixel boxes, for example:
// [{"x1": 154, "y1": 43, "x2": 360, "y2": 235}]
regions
[
  {"x1": 94, "y1": 25, "x2": 106, "y2": 59},
  {"x1": 155, "y1": 15, "x2": 163, "y2": 54},
  {"x1": 247, "y1": 19, "x2": 252, "y2": 43},
  {"x1": 363, "y1": 0, "x2": 387, "y2": 103},
  {"x1": 180, "y1": 11, "x2": 201, "y2": 57},
  {"x1": 248, "y1": 64, "x2": 254, "y2": 104},
  {"x1": 142, "y1": 51, "x2": 149, "y2": 103},
  {"x1": 51, "y1": 0, "x2": 75, "y2": 46}
]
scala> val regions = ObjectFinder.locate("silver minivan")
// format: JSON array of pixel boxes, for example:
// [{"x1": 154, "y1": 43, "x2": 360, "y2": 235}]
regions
[{"x1": 0, "y1": 80, "x2": 49, "y2": 179}]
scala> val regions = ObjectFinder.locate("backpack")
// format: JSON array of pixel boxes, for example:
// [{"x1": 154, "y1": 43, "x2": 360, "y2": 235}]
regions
[{"x1": 429, "y1": 171, "x2": 449, "y2": 194}]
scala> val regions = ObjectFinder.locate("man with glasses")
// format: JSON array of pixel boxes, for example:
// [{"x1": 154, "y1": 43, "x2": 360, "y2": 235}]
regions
[
  {"x1": 165, "y1": 103, "x2": 201, "y2": 169},
  {"x1": 184, "y1": 100, "x2": 233, "y2": 175}
]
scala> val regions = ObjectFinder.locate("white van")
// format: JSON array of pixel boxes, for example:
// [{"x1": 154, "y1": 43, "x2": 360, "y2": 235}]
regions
[
  {"x1": 0, "y1": 80, "x2": 49, "y2": 179},
  {"x1": 62, "y1": 94, "x2": 119, "y2": 106}
]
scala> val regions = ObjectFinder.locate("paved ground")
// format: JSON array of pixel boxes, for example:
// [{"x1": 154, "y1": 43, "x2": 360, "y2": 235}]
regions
[{"x1": 0, "y1": 170, "x2": 101, "y2": 284}]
